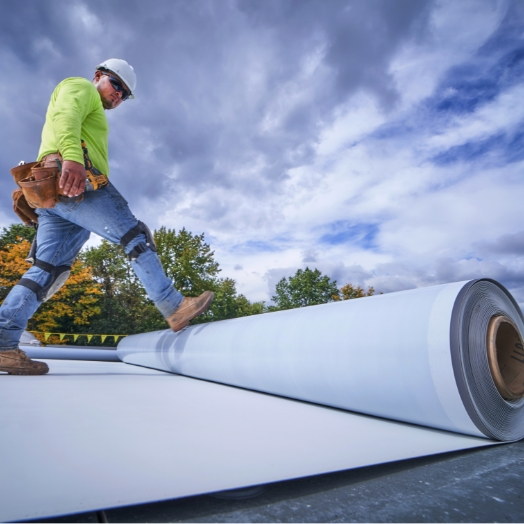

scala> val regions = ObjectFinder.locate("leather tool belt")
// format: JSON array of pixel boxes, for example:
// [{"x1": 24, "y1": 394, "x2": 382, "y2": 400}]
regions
[
  {"x1": 10, "y1": 160, "x2": 61, "y2": 225},
  {"x1": 9, "y1": 143, "x2": 109, "y2": 225}
]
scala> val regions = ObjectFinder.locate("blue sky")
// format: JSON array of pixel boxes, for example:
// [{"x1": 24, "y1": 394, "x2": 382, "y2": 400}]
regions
[{"x1": 0, "y1": 0, "x2": 522, "y2": 307}]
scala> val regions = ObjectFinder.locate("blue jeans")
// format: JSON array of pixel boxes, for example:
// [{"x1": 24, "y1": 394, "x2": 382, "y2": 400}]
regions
[{"x1": 0, "y1": 182, "x2": 183, "y2": 350}]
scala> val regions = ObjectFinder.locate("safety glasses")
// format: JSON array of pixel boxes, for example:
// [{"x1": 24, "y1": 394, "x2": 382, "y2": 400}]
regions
[{"x1": 104, "y1": 73, "x2": 131, "y2": 101}]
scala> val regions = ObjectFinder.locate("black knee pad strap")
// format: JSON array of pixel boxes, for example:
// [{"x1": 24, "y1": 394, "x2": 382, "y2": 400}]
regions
[
  {"x1": 120, "y1": 221, "x2": 157, "y2": 260},
  {"x1": 17, "y1": 259, "x2": 71, "y2": 302},
  {"x1": 18, "y1": 278, "x2": 43, "y2": 299}
]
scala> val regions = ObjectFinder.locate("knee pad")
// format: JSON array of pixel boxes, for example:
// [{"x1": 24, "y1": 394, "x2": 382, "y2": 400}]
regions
[
  {"x1": 120, "y1": 221, "x2": 157, "y2": 261},
  {"x1": 18, "y1": 259, "x2": 71, "y2": 302}
]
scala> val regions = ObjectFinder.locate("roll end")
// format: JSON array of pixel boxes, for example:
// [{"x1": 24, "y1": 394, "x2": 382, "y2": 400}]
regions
[{"x1": 487, "y1": 315, "x2": 524, "y2": 401}]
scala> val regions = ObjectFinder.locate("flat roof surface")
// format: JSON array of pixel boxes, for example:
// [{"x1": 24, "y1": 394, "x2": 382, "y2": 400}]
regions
[
  {"x1": 2, "y1": 358, "x2": 491, "y2": 522},
  {"x1": 35, "y1": 439, "x2": 523, "y2": 523}
]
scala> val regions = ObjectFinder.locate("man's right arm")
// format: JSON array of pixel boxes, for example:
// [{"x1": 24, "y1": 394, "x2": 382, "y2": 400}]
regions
[{"x1": 59, "y1": 160, "x2": 86, "y2": 197}]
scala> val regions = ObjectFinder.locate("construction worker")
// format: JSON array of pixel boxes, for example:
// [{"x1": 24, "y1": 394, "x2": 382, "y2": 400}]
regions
[{"x1": 0, "y1": 58, "x2": 214, "y2": 375}]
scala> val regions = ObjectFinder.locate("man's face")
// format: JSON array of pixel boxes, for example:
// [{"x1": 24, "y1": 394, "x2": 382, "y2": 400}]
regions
[{"x1": 93, "y1": 71, "x2": 129, "y2": 110}]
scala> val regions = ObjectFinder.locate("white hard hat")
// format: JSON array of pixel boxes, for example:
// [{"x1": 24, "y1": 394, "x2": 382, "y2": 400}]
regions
[{"x1": 97, "y1": 58, "x2": 136, "y2": 98}]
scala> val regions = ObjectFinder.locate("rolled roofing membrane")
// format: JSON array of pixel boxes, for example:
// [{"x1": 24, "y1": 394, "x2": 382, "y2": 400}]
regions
[
  {"x1": 23, "y1": 346, "x2": 120, "y2": 361},
  {"x1": 119, "y1": 278, "x2": 524, "y2": 441},
  {"x1": 2, "y1": 279, "x2": 523, "y2": 521}
]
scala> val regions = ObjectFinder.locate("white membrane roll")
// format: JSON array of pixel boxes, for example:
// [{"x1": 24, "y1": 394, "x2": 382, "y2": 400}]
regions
[
  {"x1": 118, "y1": 279, "x2": 524, "y2": 441},
  {"x1": 23, "y1": 346, "x2": 119, "y2": 361}
]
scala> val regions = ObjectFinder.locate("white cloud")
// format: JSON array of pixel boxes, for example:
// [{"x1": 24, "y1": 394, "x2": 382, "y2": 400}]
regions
[
  {"x1": 389, "y1": 0, "x2": 509, "y2": 108},
  {"x1": 69, "y1": 3, "x2": 103, "y2": 35},
  {"x1": 378, "y1": 165, "x2": 524, "y2": 257},
  {"x1": 425, "y1": 83, "x2": 524, "y2": 151},
  {"x1": 315, "y1": 93, "x2": 387, "y2": 157}
]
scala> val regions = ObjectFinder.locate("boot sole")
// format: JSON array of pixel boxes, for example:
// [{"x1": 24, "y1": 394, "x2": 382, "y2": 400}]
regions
[
  {"x1": 171, "y1": 320, "x2": 190, "y2": 332},
  {"x1": 0, "y1": 365, "x2": 49, "y2": 375}
]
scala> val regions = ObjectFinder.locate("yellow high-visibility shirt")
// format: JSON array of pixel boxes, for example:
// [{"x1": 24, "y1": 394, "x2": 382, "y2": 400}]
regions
[{"x1": 37, "y1": 77, "x2": 109, "y2": 175}]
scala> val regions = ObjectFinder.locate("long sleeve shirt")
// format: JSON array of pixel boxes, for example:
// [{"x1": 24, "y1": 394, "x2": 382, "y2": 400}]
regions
[{"x1": 37, "y1": 77, "x2": 109, "y2": 176}]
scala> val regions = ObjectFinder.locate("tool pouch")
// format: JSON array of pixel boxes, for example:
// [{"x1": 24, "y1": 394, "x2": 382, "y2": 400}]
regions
[
  {"x1": 16, "y1": 164, "x2": 60, "y2": 209},
  {"x1": 10, "y1": 163, "x2": 40, "y2": 224},
  {"x1": 9, "y1": 144, "x2": 106, "y2": 224},
  {"x1": 12, "y1": 188, "x2": 39, "y2": 225},
  {"x1": 10, "y1": 162, "x2": 39, "y2": 185}
]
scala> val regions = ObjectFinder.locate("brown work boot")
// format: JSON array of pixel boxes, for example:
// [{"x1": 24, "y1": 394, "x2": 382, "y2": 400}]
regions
[
  {"x1": 166, "y1": 291, "x2": 215, "y2": 332},
  {"x1": 0, "y1": 349, "x2": 49, "y2": 375}
]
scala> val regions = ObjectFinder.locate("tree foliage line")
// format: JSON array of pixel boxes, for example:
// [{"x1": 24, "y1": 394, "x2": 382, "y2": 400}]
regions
[{"x1": 0, "y1": 224, "x2": 375, "y2": 345}]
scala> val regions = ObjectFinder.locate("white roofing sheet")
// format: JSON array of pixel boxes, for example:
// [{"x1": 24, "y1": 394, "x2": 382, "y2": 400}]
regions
[{"x1": 0, "y1": 359, "x2": 489, "y2": 522}]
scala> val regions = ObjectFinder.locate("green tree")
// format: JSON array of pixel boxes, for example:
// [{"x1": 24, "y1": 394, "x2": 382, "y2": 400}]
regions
[
  {"x1": 80, "y1": 240, "x2": 148, "y2": 337},
  {"x1": 154, "y1": 227, "x2": 265, "y2": 323},
  {"x1": 154, "y1": 227, "x2": 220, "y2": 295},
  {"x1": 0, "y1": 224, "x2": 36, "y2": 250},
  {"x1": 270, "y1": 267, "x2": 339, "y2": 310},
  {"x1": 81, "y1": 239, "x2": 170, "y2": 336},
  {"x1": 199, "y1": 277, "x2": 266, "y2": 323}
]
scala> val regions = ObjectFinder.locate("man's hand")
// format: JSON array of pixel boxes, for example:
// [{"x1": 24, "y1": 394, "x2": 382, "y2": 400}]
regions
[{"x1": 60, "y1": 160, "x2": 86, "y2": 197}]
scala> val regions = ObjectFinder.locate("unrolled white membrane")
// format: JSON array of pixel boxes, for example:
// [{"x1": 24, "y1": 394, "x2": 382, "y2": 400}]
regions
[
  {"x1": 2, "y1": 279, "x2": 523, "y2": 521},
  {"x1": 118, "y1": 279, "x2": 524, "y2": 441}
]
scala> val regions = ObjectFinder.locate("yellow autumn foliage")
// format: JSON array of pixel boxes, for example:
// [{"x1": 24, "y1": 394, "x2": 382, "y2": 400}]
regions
[
  {"x1": 0, "y1": 239, "x2": 32, "y2": 288},
  {"x1": 0, "y1": 237, "x2": 102, "y2": 332}
]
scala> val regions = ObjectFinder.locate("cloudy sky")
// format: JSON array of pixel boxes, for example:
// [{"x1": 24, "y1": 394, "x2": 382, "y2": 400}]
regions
[{"x1": 1, "y1": 0, "x2": 523, "y2": 307}]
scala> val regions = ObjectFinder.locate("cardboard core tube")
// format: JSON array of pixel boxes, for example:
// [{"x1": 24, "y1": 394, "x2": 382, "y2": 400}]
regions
[{"x1": 487, "y1": 315, "x2": 524, "y2": 400}]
